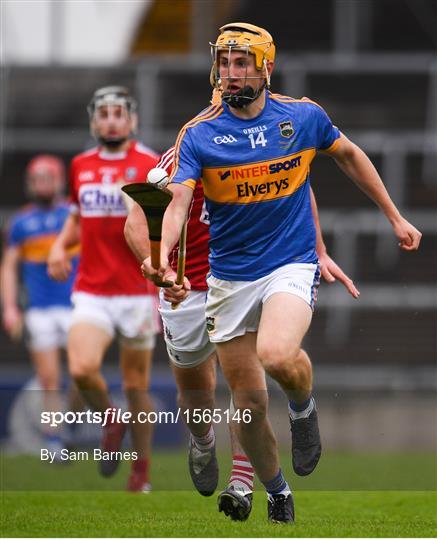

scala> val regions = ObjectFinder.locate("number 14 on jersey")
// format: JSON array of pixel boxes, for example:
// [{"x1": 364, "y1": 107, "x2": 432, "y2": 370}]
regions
[{"x1": 248, "y1": 132, "x2": 268, "y2": 149}]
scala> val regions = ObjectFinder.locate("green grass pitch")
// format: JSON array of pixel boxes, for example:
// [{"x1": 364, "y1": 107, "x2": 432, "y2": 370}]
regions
[{"x1": 2, "y1": 451, "x2": 436, "y2": 537}]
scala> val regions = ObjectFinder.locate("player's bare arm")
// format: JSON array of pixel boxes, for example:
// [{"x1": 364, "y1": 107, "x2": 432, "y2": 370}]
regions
[
  {"x1": 310, "y1": 187, "x2": 360, "y2": 298},
  {"x1": 124, "y1": 202, "x2": 150, "y2": 262},
  {"x1": 0, "y1": 245, "x2": 24, "y2": 339},
  {"x1": 329, "y1": 133, "x2": 422, "y2": 250},
  {"x1": 48, "y1": 212, "x2": 80, "y2": 281}
]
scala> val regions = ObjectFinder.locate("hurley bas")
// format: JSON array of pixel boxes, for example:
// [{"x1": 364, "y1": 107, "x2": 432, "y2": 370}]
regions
[{"x1": 41, "y1": 448, "x2": 138, "y2": 464}]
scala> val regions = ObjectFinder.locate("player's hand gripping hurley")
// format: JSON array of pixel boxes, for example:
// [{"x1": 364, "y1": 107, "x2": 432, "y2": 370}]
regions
[
  {"x1": 122, "y1": 182, "x2": 187, "y2": 308},
  {"x1": 122, "y1": 182, "x2": 174, "y2": 287}
]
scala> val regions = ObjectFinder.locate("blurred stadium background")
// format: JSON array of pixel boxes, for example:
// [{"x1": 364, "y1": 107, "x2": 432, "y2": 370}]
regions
[{"x1": 0, "y1": 0, "x2": 436, "y2": 475}]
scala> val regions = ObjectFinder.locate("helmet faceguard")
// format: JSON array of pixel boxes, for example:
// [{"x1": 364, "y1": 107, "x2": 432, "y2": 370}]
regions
[
  {"x1": 210, "y1": 23, "x2": 275, "y2": 108},
  {"x1": 87, "y1": 86, "x2": 137, "y2": 148}
]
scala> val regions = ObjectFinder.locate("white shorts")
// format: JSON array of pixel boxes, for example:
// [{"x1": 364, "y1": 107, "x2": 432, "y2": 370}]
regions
[
  {"x1": 205, "y1": 263, "x2": 320, "y2": 343},
  {"x1": 71, "y1": 292, "x2": 158, "y2": 350},
  {"x1": 159, "y1": 289, "x2": 215, "y2": 369},
  {"x1": 25, "y1": 306, "x2": 72, "y2": 351}
]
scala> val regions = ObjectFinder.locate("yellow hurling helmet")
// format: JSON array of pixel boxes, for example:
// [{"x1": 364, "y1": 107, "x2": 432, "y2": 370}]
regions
[{"x1": 213, "y1": 23, "x2": 275, "y2": 71}]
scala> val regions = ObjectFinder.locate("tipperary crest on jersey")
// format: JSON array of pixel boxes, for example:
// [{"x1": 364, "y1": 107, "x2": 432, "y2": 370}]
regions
[
  {"x1": 279, "y1": 120, "x2": 294, "y2": 138},
  {"x1": 206, "y1": 316, "x2": 216, "y2": 334}
]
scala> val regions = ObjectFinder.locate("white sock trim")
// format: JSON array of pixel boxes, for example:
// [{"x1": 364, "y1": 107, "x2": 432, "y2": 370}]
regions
[
  {"x1": 191, "y1": 425, "x2": 215, "y2": 450},
  {"x1": 288, "y1": 396, "x2": 315, "y2": 420}
]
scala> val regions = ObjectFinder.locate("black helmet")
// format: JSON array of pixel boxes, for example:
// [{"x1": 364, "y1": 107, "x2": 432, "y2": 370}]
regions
[{"x1": 87, "y1": 86, "x2": 137, "y2": 118}]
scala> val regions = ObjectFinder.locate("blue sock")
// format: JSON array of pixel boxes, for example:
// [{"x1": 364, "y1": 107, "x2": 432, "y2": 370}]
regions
[
  {"x1": 46, "y1": 433, "x2": 62, "y2": 444},
  {"x1": 289, "y1": 395, "x2": 311, "y2": 413},
  {"x1": 261, "y1": 468, "x2": 290, "y2": 495}
]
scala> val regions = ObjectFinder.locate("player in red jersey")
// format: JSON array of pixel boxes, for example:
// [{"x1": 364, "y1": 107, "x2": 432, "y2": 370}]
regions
[
  {"x1": 48, "y1": 86, "x2": 159, "y2": 492},
  {"x1": 125, "y1": 144, "x2": 359, "y2": 517}
]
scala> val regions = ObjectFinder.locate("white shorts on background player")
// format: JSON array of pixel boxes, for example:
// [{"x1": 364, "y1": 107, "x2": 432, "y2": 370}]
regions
[
  {"x1": 206, "y1": 262, "x2": 320, "y2": 343},
  {"x1": 159, "y1": 289, "x2": 215, "y2": 369},
  {"x1": 71, "y1": 292, "x2": 158, "y2": 350},
  {"x1": 25, "y1": 306, "x2": 72, "y2": 351}
]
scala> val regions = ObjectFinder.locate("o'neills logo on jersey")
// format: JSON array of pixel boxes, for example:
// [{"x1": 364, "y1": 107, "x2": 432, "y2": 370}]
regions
[
  {"x1": 78, "y1": 170, "x2": 95, "y2": 182},
  {"x1": 78, "y1": 184, "x2": 127, "y2": 217}
]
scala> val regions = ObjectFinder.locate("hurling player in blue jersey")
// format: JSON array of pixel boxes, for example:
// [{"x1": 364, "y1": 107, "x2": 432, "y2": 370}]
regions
[
  {"x1": 1, "y1": 155, "x2": 79, "y2": 455},
  {"x1": 143, "y1": 23, "x2": 422, "y2": 522}
]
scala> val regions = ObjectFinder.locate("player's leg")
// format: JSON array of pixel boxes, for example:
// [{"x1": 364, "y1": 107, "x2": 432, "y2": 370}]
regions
[
  {"x1": 67, "y1": 292, "x2": 119, "y2": 412},
  {"x1": 258, "y1": 292, "x2": 313, "y2": 400},
  {"x1": 25, "y1": 308, "x2": 66, "y2": 453},
  {"x1": 56, "y1": 306, "x2": 85, "y2": 443},
  {"x1": 257, "y1": 288, "x2": 321, "y2": 476},
  {"x1": 207, "y1": 274, "x2": 294, "y2": 523},
  {"x1": 217, "y1": 398, "x2": 255, "y2": 521},
  {"x1": 67, "y1": 293, "x2": 121, "y2": 476},
  {"x1": 216, "y1": 334, "x2": 279, "y2": 480},
  {"x1": 227, "y1": 405, "x2": 255, "y2": 493},
  {"x1": 115, "y1": 293, "x2": 157, "y2": 490},
  {"x1": 160, "y1": 287, "x2": 222, "y2": 496},
  {"x1": 171, "y1": 350, "x2": 218, "y2": 496},
  {"x1": 56, "y1": 306, "x2": 83, "y2": 409},
  {"x1": 217, "y1": 335, "x2": 294, "y2": 522},
  {"x1": 67, "y1": 322, "x2": 112, "y2": 411},
  {"x1": 171, "y1": 353, "x2": 216, "y2": 437},
  {"x1": 30, "y1": 347, "x2": 65, "y2": 452},
  {"x1": 31, "y1": 348, "x2": 61, "y2": 392},
  {"x1": 120, "y1": 344, "x2": 154, "y2": 492},
  {"x1": 69, "y1": 323, "x2": 123, "y2": 477}
]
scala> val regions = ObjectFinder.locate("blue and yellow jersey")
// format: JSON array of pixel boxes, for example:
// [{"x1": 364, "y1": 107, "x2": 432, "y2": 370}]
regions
[
  {"x1": 7, "y1": 203, "x2": 79, "y2": 308},
  {"x1": 171, "y1": 90, "x2": 341, "y2": 281}
]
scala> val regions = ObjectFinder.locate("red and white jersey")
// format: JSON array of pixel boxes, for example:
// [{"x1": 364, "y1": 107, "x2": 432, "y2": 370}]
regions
[
  {"x1": 70, "y1": 140, "x2": 159, "y2": 296},
  {"x1": 159, "y1": 147, "x2": 209, "y2": 291}
]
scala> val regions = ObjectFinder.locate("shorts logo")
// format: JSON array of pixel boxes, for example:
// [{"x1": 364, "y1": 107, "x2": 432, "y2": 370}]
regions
[
  {"x1": 164, "y1": 325, "x2": 173, "y2": 342},
  {"x1": 279, "y1": 121, "x2": 294, "y2": 138},
  {"x1": 206, "y1": 316, "x2": 216, "y2": 334},
  {"x1": 218, "y1": 170, "x2": 231, "y2": 181},
  {"x1": 213, "y1": 135, "x2": 237, "y2": 145},
  {"x1": 288, "y1": 281, "x2": 308, "y2": 295},
  {"x1": 170, "y1": 351, "x2": 181, "y2": 363}
]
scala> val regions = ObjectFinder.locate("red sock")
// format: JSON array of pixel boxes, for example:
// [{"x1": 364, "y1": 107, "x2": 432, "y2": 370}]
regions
[
  {"x1": 228, "y1": 454, "x2": 254, "y2": 493},
  {"x1": 132, "y1": 457, "x2": 149, "y2": 482}
]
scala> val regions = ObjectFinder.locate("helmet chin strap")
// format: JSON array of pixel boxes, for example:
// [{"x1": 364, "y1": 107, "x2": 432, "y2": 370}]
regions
[
  {"x1": 98, "y1": 136, "x2": 128, "y2": 149},
  {"x1": 222, "y1": 83, "x2": 265, "y2": 109}
]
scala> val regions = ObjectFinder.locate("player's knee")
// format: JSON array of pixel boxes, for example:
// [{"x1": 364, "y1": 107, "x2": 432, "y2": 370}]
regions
[
  {"x1": 295, "y1": 348, "x2": 312, "y2": 371},
  {"x1": 68, "y1": 360, "x2": 96, "y2": 385},
  {"x1": 232, "y1": 391, "x2": 268, "y2": 421},
  {"x1": 177, "y1": 389, "x2": 214, "y2": 412},
  {"x1": 121, "y1": 367, "x2": 149, "y2": 392},
  {"x1": 258, "y1": 343, "x2": 299, "y2": 379},
  {"x1": 38, "y1": 374, "x2": 59, "y2": 392},
  {"x1": 122, "y1": 373, "x2": 149, "y2": 392}
]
